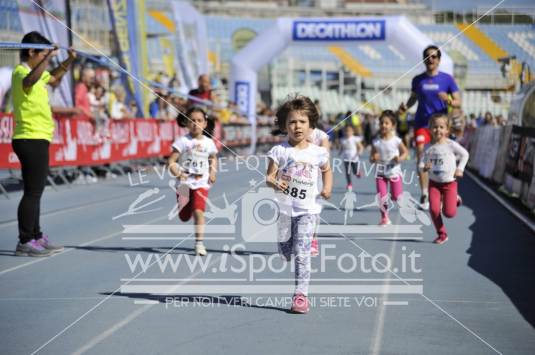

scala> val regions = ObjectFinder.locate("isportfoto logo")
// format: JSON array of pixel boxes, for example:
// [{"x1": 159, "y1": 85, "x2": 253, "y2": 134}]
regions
[
  {"x1": 120, "y1": 243, "x2": 422, "y2": 295},
  {"x1": 116, "y1": 160, "x2": 427, "y2": 298},
  {"x1": 119, "y1": 184, "x2": 429, "y2": 241}
]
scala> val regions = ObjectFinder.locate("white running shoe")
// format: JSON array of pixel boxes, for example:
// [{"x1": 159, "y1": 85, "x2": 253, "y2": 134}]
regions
[
  {"x1": 420, "y1": 194, "x2": 429, "y2": 210},
  {"x1": 195, "y1": 243, "x2": 207, "y2": 256}
]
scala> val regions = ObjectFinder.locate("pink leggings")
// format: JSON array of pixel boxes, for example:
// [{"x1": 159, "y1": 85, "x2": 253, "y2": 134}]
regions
[
  {"x1": 375, "y1": 175, "x2": 403, "y2": 218},
  {"x1": 429, "y1": 180, "x2": 458, "y2": 237}
]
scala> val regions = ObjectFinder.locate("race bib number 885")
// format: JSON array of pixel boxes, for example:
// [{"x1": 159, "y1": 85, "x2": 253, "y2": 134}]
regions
[{"x1": 281, "y1": 170, "x2": 315, "y2": 204}]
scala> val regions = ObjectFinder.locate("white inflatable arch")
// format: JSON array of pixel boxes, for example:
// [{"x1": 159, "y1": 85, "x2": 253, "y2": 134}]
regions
[{"x1": 230, "y1": 16, "x2": 453, "y2": 125}]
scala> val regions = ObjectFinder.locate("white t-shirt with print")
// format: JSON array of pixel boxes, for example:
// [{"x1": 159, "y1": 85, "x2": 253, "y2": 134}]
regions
[
  {"x1": 372, "y1": 136, "x2": 402, "y2": 178},
  {"x1": 423, "y1": 139, "x2": 469, "y2": 183},
  {"x1": 268, "y1": 142, "x2": 329, "y2": 216},
  {"x1": 340, "y1": 135, "x2": 362, "y2": 162},
  {"x1": 308, "y1": 128, "x2": 329, "y2": 146},
  {"x1": 172, "y1": 134, "x2": 218, "y2": 189}
]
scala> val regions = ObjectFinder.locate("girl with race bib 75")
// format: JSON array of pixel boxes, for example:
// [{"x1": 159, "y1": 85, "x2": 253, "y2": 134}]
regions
[{"x1": 421, "y1": 113, "x2": 469, "y2": 245}]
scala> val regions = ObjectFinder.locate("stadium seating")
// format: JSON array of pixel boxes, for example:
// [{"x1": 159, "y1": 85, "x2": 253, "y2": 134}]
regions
[
  {"x1": 0, "y1": 0, "x2": 22, "y2": 32},
  {"x1": 479, "y1": 25, "x2": 535, "y2": 66},
  {"x1": 1, "y1": 5, "x2": 527, "y2": 119}
]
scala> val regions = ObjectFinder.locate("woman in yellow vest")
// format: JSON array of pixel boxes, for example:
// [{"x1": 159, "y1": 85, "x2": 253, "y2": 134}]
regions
[{"x1": 12, "y1": 32, "x2": 76, "y2": 256}]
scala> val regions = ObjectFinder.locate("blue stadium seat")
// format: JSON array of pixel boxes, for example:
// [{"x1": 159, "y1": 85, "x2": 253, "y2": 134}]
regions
[{"x1": 479, "y1": 24, "x2": 535, "y2": 66}]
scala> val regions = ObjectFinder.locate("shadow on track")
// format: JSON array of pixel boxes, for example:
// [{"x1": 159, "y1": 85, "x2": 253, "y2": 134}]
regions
[
  {"x1": 64, "y1": 245, "x2": 276, "y2": 256},
  {"x1": 100, "y1": 292, "x2": 292, "y2": 313},
  {"x1": 462, "y1": 175, "x2": 535, "y2": 328}
]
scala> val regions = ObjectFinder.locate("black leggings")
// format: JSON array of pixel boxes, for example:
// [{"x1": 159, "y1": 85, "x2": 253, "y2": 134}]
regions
[
  {"x1": 343, "y1": 161, "x2": 359, "y2": 185},
  {"x1": 12, "y1": 139, "x2": 49, "y2": 243}
]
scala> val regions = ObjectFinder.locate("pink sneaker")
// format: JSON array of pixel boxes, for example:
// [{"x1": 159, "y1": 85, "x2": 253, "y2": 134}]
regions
[
  {"x1": 347, "y1": 184, "x2": 353, "y2": 191},
  {"x1": 433, "y1": 234, "x2": 448, "y2": 245},
  {"x1": 311, "y1": 239, "x2": 319, "y2": 257},
  {"x1": 36, "y1": 234, "x2": 64, "y2": 253},
  {"x1": 379, "y1": 217, "x2": 391, "y2": 226},
  {"x1": 291, "y1": 293, "x2": 309, "y2": 314}
]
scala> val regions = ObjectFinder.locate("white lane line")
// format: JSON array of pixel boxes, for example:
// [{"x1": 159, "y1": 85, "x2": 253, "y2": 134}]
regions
[
  {"x1": 121, "y1": 278, "x2": 248, "y2": 282},
  {"x1": 383, "y1": 301, "x2": 408, "y2": 306},
  {"x1": 321, "y1": 236, "x2": 423, "y2": 240},
  {"x1": 119, "y1": 284, "x2": 422, "y2": 294},
  {"x1": 0, "y1": 193, "x2": 135, "y2": 227},
  {"x1": 0, "y1": 215, "x2": 166, "y2": 277},
  {"x1": 69, "y1": 255, "x2": 225, "y2": 355},
  {"x1": 0, "y1": 297, "x2": 506, "y2": 305},
  {"x1": 0, "y1": 180, "x2": 241, "y2": 277},
  {"x1": 133, "y1": 300, "x2": 159, "y2": 305},
  {"x1": 369, "y1": 214, "x2": 400, "y2": 355},
  {"x1": 70, "y1": 304, "x2": 152, "y2": 355},
  {"x1": 0, "y1": 297, "x2": 109, "y2": 301},
  {"x1": 122, "y1": 224, "x2": 236, "y2": 233},
  {"x1": 340, "y1": 216, "x2": 504, "y2": 354},
  {"x1": 30, "y1": 180, "x2": 257, "y2": 354},
  {"x1": 466, "y1": 171, "x2": 535, "y2": 233},
  {"x1": 121, "y1": 237, "x2": 236, "y2": 240},
  {"x1": 0, "y1": 168, "x2": 246, "y2": 227}
]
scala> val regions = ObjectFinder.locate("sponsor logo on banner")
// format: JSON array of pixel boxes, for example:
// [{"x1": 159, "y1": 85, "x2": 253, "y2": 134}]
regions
[
  {"x1": 136, "y1": 121, "x2": 155, "y2": 142},
  {"x1": 62, "y1": 120, "x2": 78, "y2": 161},
  {"x1": 8, "y1": 152, "x2": 19, "y2": 163},
  {"x1": 76, "y1": 120, "x2": 98, "y2": 145},
  {"x1": 504, "y1": 125, "x2": 535, "y2": 208},
  {"x1": 292, "y1": 20, "x2": 385, "y2": 41},
  {"x1": 159, "y1": 122, "x2": 174, "y2": 141},
  {"x1": 0, "y1": 115, "x2": 13, "y2": 144},
  {"x1": 235, "y1": 81, "x2": 250, "y2": 117},
  {"x1": 112, "y1": 122, "x2": 130, "y2": 144},
  {"x1": 0, "y1": 114, "x2": 182, "y2": 169},
  {"x1": 106, "y1": 0, "x2": 145, "y2": 116}
]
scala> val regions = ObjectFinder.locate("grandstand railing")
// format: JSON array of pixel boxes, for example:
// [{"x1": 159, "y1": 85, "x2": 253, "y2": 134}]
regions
[{"x1": 434, "y1": 7, "x2": 535, "y2": 25}]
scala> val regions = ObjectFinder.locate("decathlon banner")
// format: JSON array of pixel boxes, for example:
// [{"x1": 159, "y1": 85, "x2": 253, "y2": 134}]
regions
[
  {"x1": 0, "y1": 114, "x2": 187, "y2": 169},
  {"x1": 230, "y1": 15, "x2": 453, "y2": 150},
  {"x1": 16, "y1": 0, "x2": 73, "y2": 107},
  {"x1": 292, "y1": 20, "x2": 386, "y2": 41},
  {"x1": 106, "y1": 0, "x2": 145, "y2": 116}
]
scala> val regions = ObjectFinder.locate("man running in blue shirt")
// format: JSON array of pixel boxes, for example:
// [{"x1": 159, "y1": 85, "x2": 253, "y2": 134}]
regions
[{"x1": 399, "y1": 45, "x2": 461, "y2": 209}]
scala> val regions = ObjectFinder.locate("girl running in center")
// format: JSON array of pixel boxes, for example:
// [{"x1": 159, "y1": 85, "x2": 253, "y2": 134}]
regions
[
  {"x1": 267, "y1": 95, "x2": 333, "y2": 314},
  {"x1": 370, "y1": 110, "x2": 409, "y2": 226},
  {"x1": 168, "y1": 107, "x2": 218, "y2": 256},
  {"x1": 339, "y1": 124, "x2": 364, "y2": 190},
  {"x1": 422, "y1": 113, "x2": 469, "y2": 244}
]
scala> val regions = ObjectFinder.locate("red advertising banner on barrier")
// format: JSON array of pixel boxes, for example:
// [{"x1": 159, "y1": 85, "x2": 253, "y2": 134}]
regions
[{"x1": 0, "y1": 114, "x2": 188, "y2": 169}]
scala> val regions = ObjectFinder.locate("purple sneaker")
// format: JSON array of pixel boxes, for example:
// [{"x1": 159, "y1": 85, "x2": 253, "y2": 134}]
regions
[
  {"x1": 15, "y1": 240, "x2": 52, "y2": 257},
  {"x1": 36, "y1": 235, "x2": 64, "y2": 253}
]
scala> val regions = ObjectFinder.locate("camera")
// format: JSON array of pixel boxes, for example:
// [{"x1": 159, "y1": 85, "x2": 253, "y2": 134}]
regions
[{"x1": 241, "y1": 187, "x2": 282, "y2": 243}]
